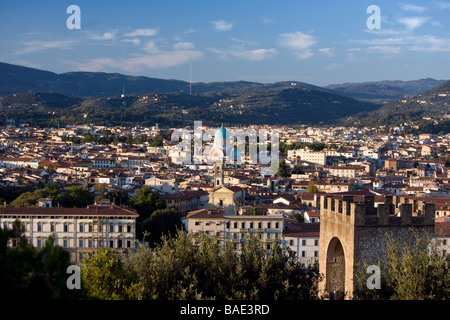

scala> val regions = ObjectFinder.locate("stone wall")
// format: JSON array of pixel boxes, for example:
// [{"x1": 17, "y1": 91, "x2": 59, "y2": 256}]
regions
[{"x1": 318, "y1": 194, "x2": 435, "y2": 300}]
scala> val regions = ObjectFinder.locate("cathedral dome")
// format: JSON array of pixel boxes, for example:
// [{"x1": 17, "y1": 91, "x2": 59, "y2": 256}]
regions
[{"x1": 214, "y1": 124, "x2": 230, "y2": 140}]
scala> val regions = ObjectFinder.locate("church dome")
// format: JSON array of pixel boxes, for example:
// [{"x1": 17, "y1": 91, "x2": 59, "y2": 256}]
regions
[{"x1": 214, "y1": 124, "x2": 230, "y2": 140}]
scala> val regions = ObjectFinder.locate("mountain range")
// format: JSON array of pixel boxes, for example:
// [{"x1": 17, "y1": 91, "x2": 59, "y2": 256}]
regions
[
  {"x1": 0, "y1": 62, "x2": 448, "y2": 130},
  {"x1": 325, "y1": 78, "x2": 446, "y2": 104},
  {"x1": 340, "y1": 80, "x2": 450, "y2": 133}
]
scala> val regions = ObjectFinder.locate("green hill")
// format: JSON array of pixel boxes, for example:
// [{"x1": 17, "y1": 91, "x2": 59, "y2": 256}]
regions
[
  {"x1": 326, "y1": 78, "x2": 445, "y2": 104},
  {"x1": 0, "y1": 88, "x2": 378, "y2": 128},
  {"x1": 0, "y1": 62, "x2": 333, "y2": 98},
  {"x1": 341, "y1": 80, "x2": 450, "y2": 133}
]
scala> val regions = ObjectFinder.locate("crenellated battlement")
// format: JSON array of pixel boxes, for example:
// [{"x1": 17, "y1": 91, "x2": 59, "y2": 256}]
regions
[
  {"x1": 319, "y1": 192, "x2": 436, "y2": 299},
  {"x1": 319, "y1": 194, "x2": 435, "y2": 227}
]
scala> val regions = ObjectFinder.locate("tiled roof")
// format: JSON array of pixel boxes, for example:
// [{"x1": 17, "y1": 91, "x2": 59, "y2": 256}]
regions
[
  {"x1": 0, "y1": 204, "x2": 138, "y2": 217},
  {"x1": 186, "y1": 208, "x2": 224, "y2": 219},
  {"x1": 283, "y1": 218, "x2": 320, "y2": 237},
  {"x1": 435, "y1": 222, "x2": 450, "y2": 237}
]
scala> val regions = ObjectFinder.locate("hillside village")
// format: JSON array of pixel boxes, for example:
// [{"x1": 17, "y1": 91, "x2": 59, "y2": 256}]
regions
[{"x1": 0, "y1": 122, "x2": 449, "y2": 264}]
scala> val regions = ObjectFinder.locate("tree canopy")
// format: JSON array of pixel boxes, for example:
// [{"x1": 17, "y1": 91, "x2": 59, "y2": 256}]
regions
[{"x1": 81, "y1": 231, "x2": 321, "y2": 300}]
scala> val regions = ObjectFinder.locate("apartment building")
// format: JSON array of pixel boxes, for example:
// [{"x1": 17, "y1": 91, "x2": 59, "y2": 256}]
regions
[
  {"x1": 0, "y1": 199, "x2": 139, "y2": 263},
  {"x1": 283, "y1": 218, "x2": 320, "y2": 267},
  {"x1": 325, "y1": 165, "x2": 363, "y2": 178},
  {"x1": 186, "y1": 208, "x2": 284, "y2": 252},
  {"x1": 287, "y1": 148, "x2": 327, "y2": 166}
]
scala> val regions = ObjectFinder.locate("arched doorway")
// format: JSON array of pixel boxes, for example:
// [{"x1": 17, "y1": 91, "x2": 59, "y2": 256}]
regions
[{"x1": 326, "y1": 237, "x2": 345, "y2": 300}]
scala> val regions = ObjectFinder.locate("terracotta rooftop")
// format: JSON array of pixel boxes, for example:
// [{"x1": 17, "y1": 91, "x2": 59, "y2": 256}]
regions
[
  {"x1": 0, "y1": 204, "x2": 138, "y2": 217},
  {"x1": 283, "y1": 218, "x2": 320, "y2": 237},
  {"x1": 435, "y1": 222, "x2": 450, "y2": 237},
  {"x1": 186, "y1": 208, "x2": 224, "y2": 219}
]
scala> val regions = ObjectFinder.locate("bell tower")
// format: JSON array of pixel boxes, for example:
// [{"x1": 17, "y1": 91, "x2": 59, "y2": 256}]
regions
[{"x1": 214, "y1": 162, "x2": 224, "y2": 187}]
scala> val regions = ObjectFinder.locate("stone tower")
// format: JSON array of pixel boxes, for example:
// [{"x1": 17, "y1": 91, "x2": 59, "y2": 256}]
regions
[
  {"x1": 214, "y1": 162, "x2": 224, "y2": 187},
  {"x1": 318, "y1": 192, "x2": 435, "y2": 300}
]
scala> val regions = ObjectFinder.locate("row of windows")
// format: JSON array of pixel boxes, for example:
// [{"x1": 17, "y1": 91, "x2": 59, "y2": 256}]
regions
[
  {"x1": 1, "y1": 215, "x2": 134, "y2": 219},
  {"x1": 194, "y1": 221, "x2": 282, "y2": 230},
  {"x1": 288, "y1": 239, "x2": 319, "y2": 246},
  {"x1": 2, "y1": 222, "x2": 133, "y2": 233},
  {"x1": 228, "y1": 221, "x2": 281, "y2": 230},
  {"x1": 300, "y1": 250, "x2": 319, "y2": 258},
  {"x1": 228, "y1": 232, "x2": 280, "y2": 240},
  {"x1": 193, "y1": 240, "x2": 278, "y2": 252},
  {"x1": 231, "y1": 242, "x2": 276, "y2": 251},
  {"x1": 32, "y1": 238, "x2": 133, "y2": 249}
]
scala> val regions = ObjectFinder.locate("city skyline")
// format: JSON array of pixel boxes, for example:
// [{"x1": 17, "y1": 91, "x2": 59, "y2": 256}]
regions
[{"x1": 1, "y1": 0, "x2": 450, "y2": 86}]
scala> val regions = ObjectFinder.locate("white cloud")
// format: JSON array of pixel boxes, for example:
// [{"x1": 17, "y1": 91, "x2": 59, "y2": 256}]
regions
[
  {"x1": 430, "y1": 20, "x2": 444, "y2": 28},
  {"x1": 231, "y1": 38, "x2": 257, "y2": 46},
  {"x1": 120, "y1": 50, "x2": 204, "y2": 71},
  {"x1": 211, "y1": 20, "x2": 234, "y2": 32},
  {"x1": 183, "y1": 28, "x2": 195, "y2": 34},
  {"x1": 142, "y1": 41, "x2": 161, "y2": 53},
  {"x1": 69, "y1": 58, "x2": 117, "y2": 72},
  {"x1": 367, "y1": 46, "x2": 402, "y2": 55},
  {"x1": 173, "y1": 42, "x2": 195, "y2": 50},
  {"x1": 364, "y1": 28, "x2": 404, "y2": 36},
  {"x1": 209, "y1": 47, "x2": 277, "y2": 61},
  {"x1": 318, "y1": 48, "x2": 335, "y2": 57},
  {"x1": 124, "y1": 28, "x2": 159, "y2": 37},
  {"x1": 397, "y1": 16, "x2": 430, "y2": 30},
  {"x1": 407, "y1": 35, "x2": 450, "y2": 52},
  {"x1": 121, "y1": 38, "x2": 141, "y2": 45},
  {"x1": 346, "y1": 52, "x2": 368, "y2": 63},
  {"x1": 15, "y1": 39, "x2": 77, "y2": 54},
  {"x1": 279, "y1": 31, "x2": 317, "y2": 59},
  {"x1": 89, "y1": 30, "x2": 117, "y2": 40},
  {"x1": 259, "y1": 16, "x2": 274, "y2": 24},
  {"x1": 356, "y1": 34, "x2": 450, "y2": 54},
  {"x1": 325, "y1": 63, "x2": 339, "y2": 70},
  {"x1": 69, "y1": 50, "x2": 204, "y2": 73},
  {"x1": 434, "y1": 2, "x2": 450, "y2": 10},
  {"x1": 399, "y1": 3, "x2": 428, "y2": 12},
  {"x1": 230, "y1": 48, "x2": 278, "y2": 61}
]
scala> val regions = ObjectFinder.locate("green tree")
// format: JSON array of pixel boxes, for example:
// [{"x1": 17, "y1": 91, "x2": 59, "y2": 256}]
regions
[
  {"x1": 94, "y1": 183, "x2": 109, "y2": 203},
  {"x1": 0, "y1": 220, "x2": 85, "y2": 299},
  {"x1": 385, "y1": 229, "x2": 450, "y2": 300},
  {"x1": 123, "y1": 231, "x2": 320, "y2": 300},
  {"x1": 306, "y1": 180, "x2": 319, "y2": 193},
  {"x1": 141, "y1": 208, "x2": 184, "y2": 247},
  {"x1": 125, "y1": 231, "x2": 203, "y2": 299},
  {"x1": 128, "y1": 186, "x2": 166, "y2": 222},
  {"x1": 354, "y1": 228, "x2": 450, "y2": 300},
  {"x1": 10, "y1": 189, "x2": 49, "y2": 207},
  {"x1": 81, "y1": 248, "x2": 145, "y2": 300},
  {"x1": 46, "y1": 164, "x2": 56, "y2": 174},
  {"x1": 276, "y1": 159, "x2": 290, "y2": 178},
  {"x1": 38, "y1": 183, "x2": 61, "y2": 198},
  {"x1": 57, "y1": 186, "x2": 94, "y2": 208},
  {"x1": 291, "y1": 212, "x2": 305, "y2": 223}
]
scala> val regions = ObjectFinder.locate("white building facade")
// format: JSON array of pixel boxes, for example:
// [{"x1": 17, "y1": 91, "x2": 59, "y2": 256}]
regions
[{"x1": 0, "y1": 202, "x2": 139, "y2": 263}]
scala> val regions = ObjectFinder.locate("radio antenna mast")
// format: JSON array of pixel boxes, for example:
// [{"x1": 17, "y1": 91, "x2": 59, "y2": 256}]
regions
[{"x1": 189, "y1": 62, "x2": 192, "y2": 95}]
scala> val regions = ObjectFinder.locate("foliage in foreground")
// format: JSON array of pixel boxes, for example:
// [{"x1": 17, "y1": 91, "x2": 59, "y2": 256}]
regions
[
  {"x1": 80, "y1": 231, "x2": 321, "y2": 300},
  {"x1": 354, "y1": 228, "x2": 450, "y2": 300},
  {"x1": 0, "y1": 220, "x2": 85, "y2": 300}
]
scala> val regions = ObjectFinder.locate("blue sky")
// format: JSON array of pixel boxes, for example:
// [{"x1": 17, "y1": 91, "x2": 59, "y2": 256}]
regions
[{"x1": 1, "y1": 0, "x2": 449, "y2": 86}]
